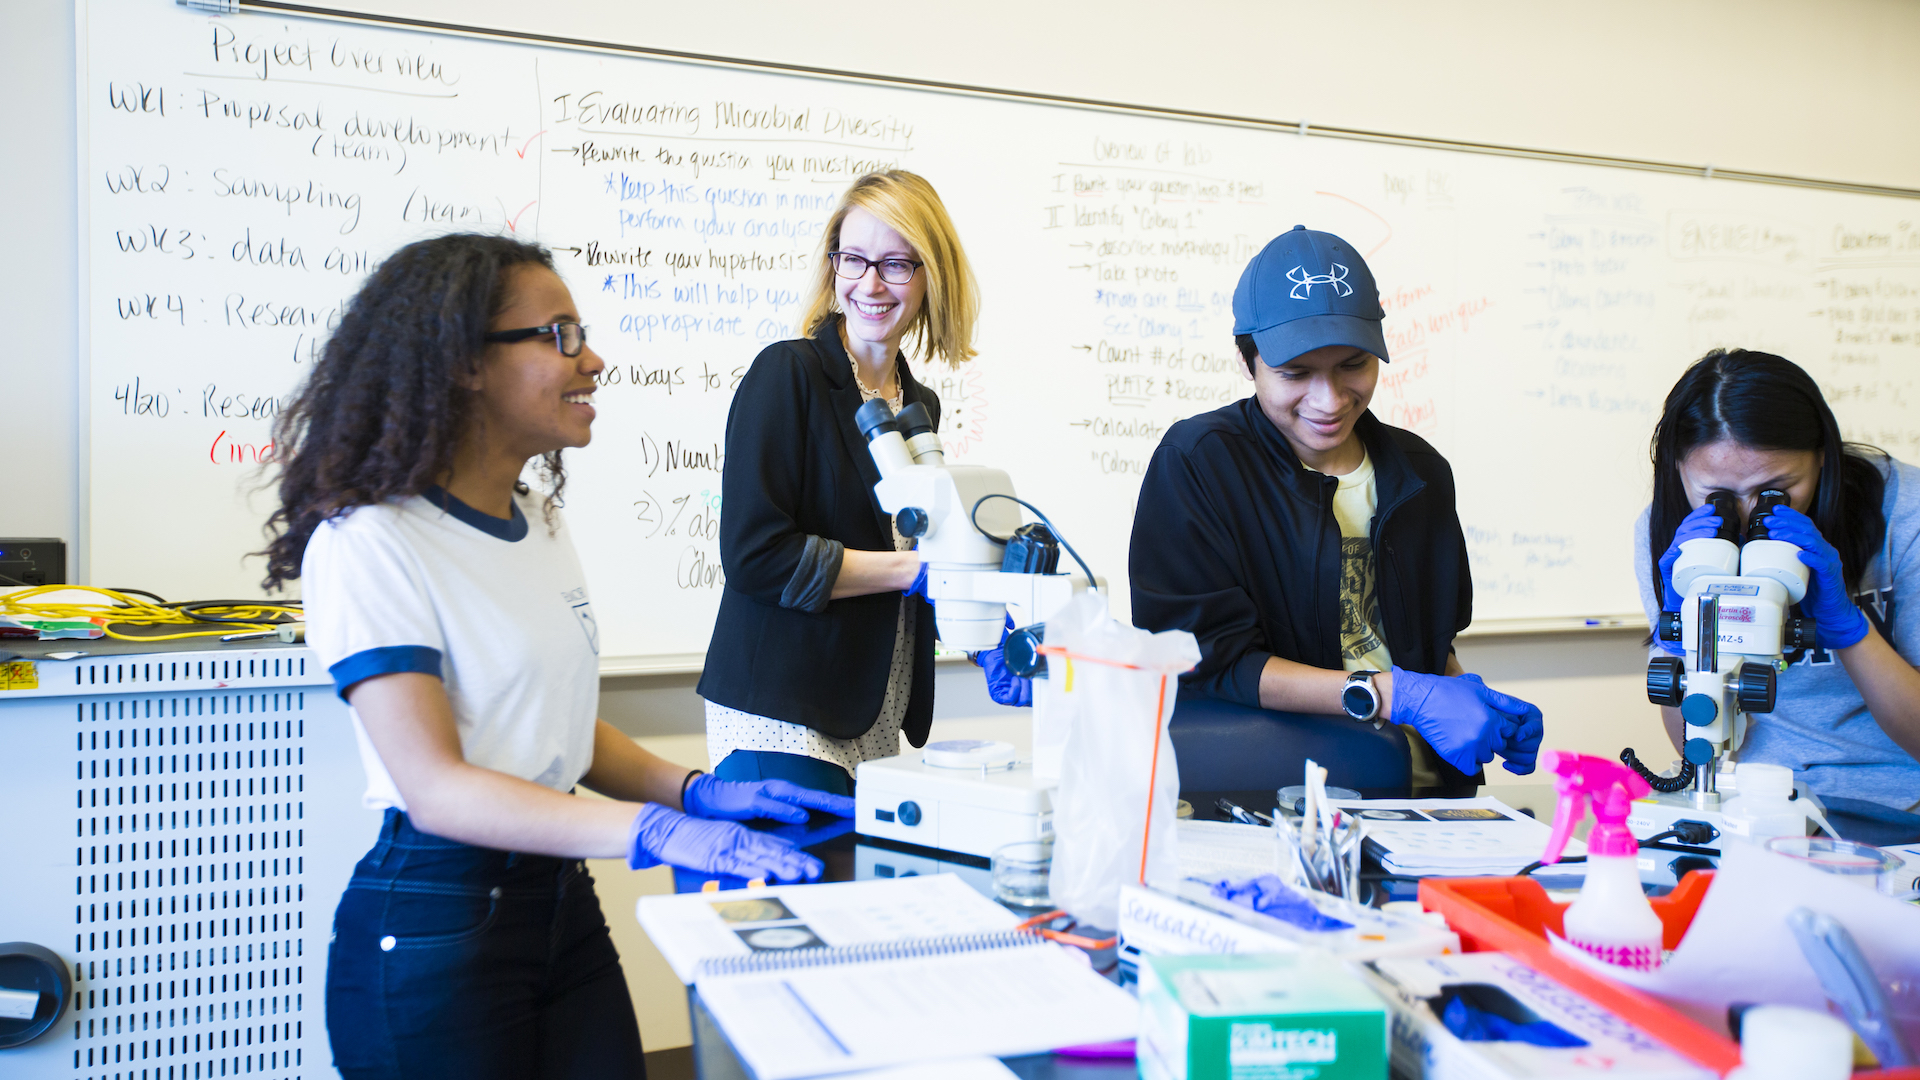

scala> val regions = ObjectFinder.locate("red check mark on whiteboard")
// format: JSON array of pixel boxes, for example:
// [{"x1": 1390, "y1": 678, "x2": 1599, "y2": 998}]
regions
[
  {"x1": 515, "y1": 130, "x2": 548, "y2": 159},
  {"x1": 506, "y1": 200, "x2": 537, "y2": 233}
]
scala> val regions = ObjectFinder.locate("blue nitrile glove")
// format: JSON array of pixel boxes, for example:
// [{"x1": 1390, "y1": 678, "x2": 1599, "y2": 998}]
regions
[
  {"x1": 1439, "y1": 994, "x2": 1588, "y2": 1047},
  {"x1": 1209, "y1": 874, "x2": 1353, "y2": 932},
  {"x1": 972, "y1": 616, "x2": 1034, "y2": 707},
  {"x1": 1761, "y1": 505, "x2": 1870, "y2": 649},
  {"x1": 682, "y1": 773, "x2": 856, "y2": 823},
  {"x1": 626, "y1": 803, "x2": 822, "y2": 882},
  {"x1": 1388, "y1": 668, "x2": 1504, "y2": 775},
  {"x1": 1459, "y1": 673, "x2": 1544, "y2": 776},
  {"x1": 903, "y1": 561, "x2": 931, "y2": 604},
  {"x1": 1659, "y1": 501, "x2": 1728, "y2": 612}
]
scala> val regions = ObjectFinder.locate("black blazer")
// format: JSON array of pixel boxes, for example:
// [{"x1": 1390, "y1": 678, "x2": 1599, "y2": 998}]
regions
[{"x1": 696, "y1": 319, "x2": 941, "y2": 745}]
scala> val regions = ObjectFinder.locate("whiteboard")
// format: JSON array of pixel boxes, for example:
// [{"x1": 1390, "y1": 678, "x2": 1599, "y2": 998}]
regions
[{"x1": 79, "y1": 0, "x2": 1920, "y2": 668}]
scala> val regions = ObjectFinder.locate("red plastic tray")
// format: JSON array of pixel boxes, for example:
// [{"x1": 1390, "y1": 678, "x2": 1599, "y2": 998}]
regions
[{"x1": 1419, "y1": 872, "x2": 1920, "y2": 1078}]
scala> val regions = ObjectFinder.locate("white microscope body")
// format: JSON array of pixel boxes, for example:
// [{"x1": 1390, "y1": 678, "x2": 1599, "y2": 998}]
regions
[
  {"x1": 852, "y1": 399, "x2": 1095, "y2": 867},
  {"x1": 1635, "y1": 491, "x2": 1825, "y2": 859},
  {"x1": 856, "y1": 399, "x2": 1091, "y2": 649}
]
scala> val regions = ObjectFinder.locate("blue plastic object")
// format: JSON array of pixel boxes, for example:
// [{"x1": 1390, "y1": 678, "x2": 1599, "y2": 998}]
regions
[
  {"x1": 1209, "y1": 874, "x2": 1353, "y2": 932},
  {"x1": 1438, "y1": 990, "x2": 1588, "y2": 1047}
]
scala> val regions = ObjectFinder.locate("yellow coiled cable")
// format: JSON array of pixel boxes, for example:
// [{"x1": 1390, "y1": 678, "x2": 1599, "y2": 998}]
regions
[{"x1": 0, "y1": 585, "x2": 301, "y2": 642}]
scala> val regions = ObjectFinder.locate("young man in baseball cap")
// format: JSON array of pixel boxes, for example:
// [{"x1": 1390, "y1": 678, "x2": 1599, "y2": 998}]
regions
[{"x1": 1129, "y1": 225, "x2": 1542, "y2": 788}]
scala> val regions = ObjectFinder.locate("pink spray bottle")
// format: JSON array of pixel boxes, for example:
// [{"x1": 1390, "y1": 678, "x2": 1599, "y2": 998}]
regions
[{"x1": 1541, "y1": 750, "x2": 1663, "y2": 972}]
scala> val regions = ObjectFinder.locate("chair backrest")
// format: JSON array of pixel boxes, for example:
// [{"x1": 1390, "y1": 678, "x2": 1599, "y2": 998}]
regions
[{"x1": 1167, "y1": 689, "x2": 1412, "y2": 795}]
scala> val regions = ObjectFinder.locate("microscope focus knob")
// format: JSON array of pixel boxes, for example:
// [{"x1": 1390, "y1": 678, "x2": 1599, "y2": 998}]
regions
[
  {"x1": 1657, "y1": 611, "x2": 1683, "y2": 643},
  {"x1": 1646, "y1": 656, "x2": 1685, "y2": 706},
  {"x1": 895, "y1": 507, "x2": 930, "y2": 540},
  {"x1": 1684, "y1": 737, "x2": 1716, "y2": 765},
  {"x1": 1680, "y1": 693, "x2": 1719, "y2": 727},
  {"x1": 1736, "y1": 662, "x2": 1777, "y2": 714},
  {"x1": 1003, "y1": 625, "x2": 1048, "y2": 679}
]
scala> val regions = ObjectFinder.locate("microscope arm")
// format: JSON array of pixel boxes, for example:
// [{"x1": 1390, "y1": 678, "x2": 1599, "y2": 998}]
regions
[{"x1": 923, "y1": 568, "x2": 1092, "y2": 638}]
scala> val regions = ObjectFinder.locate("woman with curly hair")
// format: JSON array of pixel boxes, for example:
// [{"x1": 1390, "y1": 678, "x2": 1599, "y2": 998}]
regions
[
  {"x1": 1638, "y1": 348, "x2": 1920, "y2": 809},
  {"x1": 696, "y1": 171, "x2": 985, "y2": 796},
  {"x1": 263, "y1": 233, "x2": 849, "y2": 1078}
]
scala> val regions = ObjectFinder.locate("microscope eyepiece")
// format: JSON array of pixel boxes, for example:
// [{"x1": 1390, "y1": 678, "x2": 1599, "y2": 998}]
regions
[
  {"x1": 1705, "y1": 490, "x2": 1741, "y2": 543},
  {"x1": 1746, "y1": 489, "x2": 1790, "y2": 543},
  {"x1": 895, "y1": 402, "x2": 936, "y2": 438},
  {"x1": 855, "y1": 399, "x2": 899, "y2": 442}
]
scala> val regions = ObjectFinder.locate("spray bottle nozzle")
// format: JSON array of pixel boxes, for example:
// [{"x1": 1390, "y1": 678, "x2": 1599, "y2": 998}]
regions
[{"x1": 1541, "y1": 750, "x2": 1653, "y2": 866}]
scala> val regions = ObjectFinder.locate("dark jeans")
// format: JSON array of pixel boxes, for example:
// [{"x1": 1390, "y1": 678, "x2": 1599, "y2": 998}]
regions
[
  {"x1": 712, "y1": 748, "x2": 855, "y2": 795},
  {"x1": 326, "y1": 810, "x2": 645, "y2": 1079}
]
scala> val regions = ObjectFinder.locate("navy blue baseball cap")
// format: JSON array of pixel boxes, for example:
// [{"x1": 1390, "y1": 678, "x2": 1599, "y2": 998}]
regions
[{"x1": 1232, "y1": 225, "x2": 1390, "y2": 365}]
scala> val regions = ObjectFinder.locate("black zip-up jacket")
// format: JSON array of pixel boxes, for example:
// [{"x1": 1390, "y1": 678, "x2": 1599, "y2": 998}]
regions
[
  {"x1": 1129, "y1": 400, "x2": 1472, "y2": 707},
  {"x1": 697, "y1": 320, "x2": 939, "y2": 745}
]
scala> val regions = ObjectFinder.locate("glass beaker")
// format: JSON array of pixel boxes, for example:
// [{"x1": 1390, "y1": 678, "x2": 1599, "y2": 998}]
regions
[{"x1": 991, "y1": 840, "x2": 1054, "y2": 909}]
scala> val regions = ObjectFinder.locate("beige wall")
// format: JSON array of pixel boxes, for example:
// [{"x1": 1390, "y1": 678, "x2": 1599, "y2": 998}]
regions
[{"x1": 8, "y1": 0, "x2": 1916, "y2": 1055}]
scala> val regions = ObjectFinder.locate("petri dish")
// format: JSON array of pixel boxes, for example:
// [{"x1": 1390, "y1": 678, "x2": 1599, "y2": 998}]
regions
[
  {"x1": 1277, "y1": 784, "x2": 1362, "y2": 817},
  {"x1": 1764, "y1": 835, "x2": 1901, "y2": 891}
]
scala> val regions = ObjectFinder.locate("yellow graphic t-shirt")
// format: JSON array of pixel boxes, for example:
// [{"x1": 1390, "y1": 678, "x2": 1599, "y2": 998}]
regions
[{"x1": 1327, "y1": 453, "x2": 1393, "y2": 674}]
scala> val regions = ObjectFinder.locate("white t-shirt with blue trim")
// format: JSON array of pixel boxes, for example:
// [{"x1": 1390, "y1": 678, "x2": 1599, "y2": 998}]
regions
[{"x1": 304, "y1": 487, "x2": 601, "y2": 812}]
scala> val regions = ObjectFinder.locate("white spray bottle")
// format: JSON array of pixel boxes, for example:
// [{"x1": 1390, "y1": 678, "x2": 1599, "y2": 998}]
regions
[{"x1": 1540, "y1": 750, "x2": 1664, "y2": 971}]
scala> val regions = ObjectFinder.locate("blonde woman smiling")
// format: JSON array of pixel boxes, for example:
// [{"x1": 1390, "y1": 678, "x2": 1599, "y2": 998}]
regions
[{"x1": 698, "y1": 170, "x2": 982, "y2": 795}]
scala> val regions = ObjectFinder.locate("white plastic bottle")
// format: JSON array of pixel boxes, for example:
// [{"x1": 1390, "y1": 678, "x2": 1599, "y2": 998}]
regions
[
  {"x1": 1725, "y1": 1005, "x2": 1854, "y2": 1080},
  {"x1": 1720, "y1": 762, "x2": 1805, "y2": 848},
  {"x1": 1562, "y1": 822, "x2": 1666, "y2": 972}
]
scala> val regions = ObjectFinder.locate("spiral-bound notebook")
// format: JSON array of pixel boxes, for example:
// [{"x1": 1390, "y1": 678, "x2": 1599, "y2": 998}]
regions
[
  {"x1": 693, "y1": 928, "x2": 1139, "y2": 1080},
  {"x1": 638, "y1": 873, "x2": 1026, "y2": 984}
]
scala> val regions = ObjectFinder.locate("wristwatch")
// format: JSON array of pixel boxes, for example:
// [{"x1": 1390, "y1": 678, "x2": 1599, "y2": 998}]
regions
[{"x1": 1342, "y1": 670, "x2": 1384, "y2": 726}]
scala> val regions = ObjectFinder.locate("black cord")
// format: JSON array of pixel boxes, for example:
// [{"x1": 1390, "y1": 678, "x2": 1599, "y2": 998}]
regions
[
  {"x1": 968, "y1": 494, "x2": 1098, "y2": 589},
  {"x1": 1516, "y1": 831, "x2": 1720, "y2": 877},
  {"x1": 104, "y1": 587, "x2": 170, "y2": 604},
  {"x1": 1517, "y1": 855, "x2": 1588, "y2": 877},
  {"x1": 1641, "y1": 840, "x2": 1721, "y2": 857},
  {"x1": 174, "y1": 600, "x2": 303, "y2": 624},
  {"x1": 1622, "y1": 747, "x2": 1695, "y2": 793}
]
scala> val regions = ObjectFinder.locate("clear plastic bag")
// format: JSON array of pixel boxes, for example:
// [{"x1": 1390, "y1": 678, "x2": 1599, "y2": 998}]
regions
[{"x1": 1042, "y1": 593, "x2": 1199, "y2": 929}]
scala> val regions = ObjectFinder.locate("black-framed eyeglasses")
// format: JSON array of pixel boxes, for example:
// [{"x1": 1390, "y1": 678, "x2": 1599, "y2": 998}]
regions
[
  {"x1": 484, "y1": 321, "x2": 588, "y2": 357},
  {"x1": 827, "y1": 251, "x2": 924, "y2": 285}
]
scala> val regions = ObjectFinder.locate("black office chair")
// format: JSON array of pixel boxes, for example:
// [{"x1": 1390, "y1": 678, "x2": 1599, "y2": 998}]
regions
[{"x1": 1167, "y1": 688, "x2": 1413, "y2": 796}]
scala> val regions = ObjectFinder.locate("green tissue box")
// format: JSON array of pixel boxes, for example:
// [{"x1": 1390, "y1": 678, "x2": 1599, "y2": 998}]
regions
[{"x1": 1138, "y1": 952, "x2": 1388, "y2": 1080}]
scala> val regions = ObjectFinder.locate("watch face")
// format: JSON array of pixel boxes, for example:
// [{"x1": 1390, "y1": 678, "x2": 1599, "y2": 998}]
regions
[{"x1": 1342, "y1": 682, "x2": 1375, "y2": 720}]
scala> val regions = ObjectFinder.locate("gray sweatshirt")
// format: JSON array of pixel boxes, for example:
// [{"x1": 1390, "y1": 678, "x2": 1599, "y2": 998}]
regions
[{"x1": 1633, "y1": 456, "x2": 1920, "y2": 811}]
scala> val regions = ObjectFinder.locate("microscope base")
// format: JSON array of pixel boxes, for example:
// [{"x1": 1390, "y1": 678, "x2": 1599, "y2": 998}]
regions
[
  {"x1": 854, "y1": 752, "x2": 1055, "y2": 859},
  {"x1": 1625, "y1": 786, "x2": 1826, "y2": 884}
]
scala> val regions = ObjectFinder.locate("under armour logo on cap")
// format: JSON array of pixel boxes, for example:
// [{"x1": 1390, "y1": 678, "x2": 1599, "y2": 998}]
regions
[
  {"x1": 1232, "y1": 225, "x2": 1390, "y2": 365},
  {"x1": 1288, "y1": 263, "x2": 1352, "y2": 300}
]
